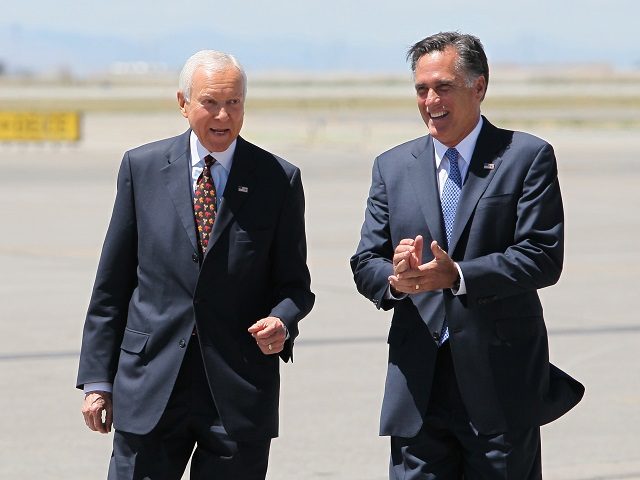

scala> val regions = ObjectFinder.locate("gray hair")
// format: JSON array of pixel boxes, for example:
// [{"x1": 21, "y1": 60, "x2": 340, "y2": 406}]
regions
[
  {"x1": 407, "y1": 32, "x2": 489, "y2": 93},
  {"x1": 178, "y1": 50, "x2": 247, "y2": 102}
]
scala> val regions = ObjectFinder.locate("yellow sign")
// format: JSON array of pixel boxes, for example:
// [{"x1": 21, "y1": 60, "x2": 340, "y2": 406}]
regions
[{"x1": 0, "y1": 111, "x2": 81, "y2": 141}]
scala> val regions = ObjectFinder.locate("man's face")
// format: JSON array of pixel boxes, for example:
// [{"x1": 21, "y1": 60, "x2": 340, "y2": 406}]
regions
[
  {"x1": 414, "y1": 46, "x2": 486, "y2": 147},
  {"x1": 178, "y1": 66, "x2": 245, "y2": 152}
]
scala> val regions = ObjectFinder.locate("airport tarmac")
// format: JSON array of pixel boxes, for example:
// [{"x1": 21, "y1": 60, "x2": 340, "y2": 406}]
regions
[{"x1": 0, "y1": 108, "x2": 639, "y2": 479}]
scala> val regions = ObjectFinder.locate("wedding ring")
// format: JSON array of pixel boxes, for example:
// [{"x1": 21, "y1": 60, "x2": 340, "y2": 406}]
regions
[{"x1": 268, "y1": 344, "x2": 273, "y2": 351}]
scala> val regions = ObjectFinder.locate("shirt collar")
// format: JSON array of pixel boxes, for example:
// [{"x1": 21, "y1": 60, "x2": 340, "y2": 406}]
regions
[
  {"x1": 433, "y1": 116, "x2": 483, "y2": 168},
  {"x1": 190, "y1": 131, "x2": 236, "y2": 172}
]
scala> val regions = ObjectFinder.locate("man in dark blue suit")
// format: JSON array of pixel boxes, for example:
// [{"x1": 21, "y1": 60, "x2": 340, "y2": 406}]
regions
[
  {"x1": 351, "y1": 32, "x2": 584, "y2": 479},
  {"x1": 77, "y1": 50, "x2": 314, "y2": 479}
]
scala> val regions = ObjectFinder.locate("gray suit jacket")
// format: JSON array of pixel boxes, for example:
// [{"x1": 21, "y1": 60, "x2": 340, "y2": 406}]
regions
[
  {"x1": 77, "y1": 131, "x2": 314, "y2": 440},
  {"x1": 351, "y1": 117, "x2": 583, "y2": 437}
]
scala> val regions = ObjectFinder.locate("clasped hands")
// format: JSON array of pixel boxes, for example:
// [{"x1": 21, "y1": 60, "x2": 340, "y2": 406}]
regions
[{"x1": 388, "y1": 235, "x2": 458, "y2": 294}]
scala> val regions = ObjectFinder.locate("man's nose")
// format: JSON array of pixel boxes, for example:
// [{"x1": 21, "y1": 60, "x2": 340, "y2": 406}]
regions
[
  {"x1": 215, "y1": 107, "x2": 229, "y2": 120},
  {"x1": 425, "y1": 88, "x2": 440, "y2": 105}
]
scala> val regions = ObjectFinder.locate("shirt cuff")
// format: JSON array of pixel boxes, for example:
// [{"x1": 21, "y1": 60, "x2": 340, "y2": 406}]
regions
[
  {"x1": 452, "y1": 262, "x2": 467, "y2": 296},
  {"x1": 83, "y1": 382, "x2": 113, "y2": 394}
]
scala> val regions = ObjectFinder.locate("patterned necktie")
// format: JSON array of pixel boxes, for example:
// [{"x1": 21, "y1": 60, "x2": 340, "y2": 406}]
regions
[
  {"x1": 194, "y1": 154, "x2": 217, "y2": 253},
  {"x1": 439, "y1": 147, "x2": 462, "y2": 345},
  {"x1": 441, "y1": 147, "x2": 462, "y2": 246}
]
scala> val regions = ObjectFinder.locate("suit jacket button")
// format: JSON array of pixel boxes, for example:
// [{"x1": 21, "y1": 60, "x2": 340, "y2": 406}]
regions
[
  {"x1": 192, "y1": 253, "x2": 199, "y2": 263},
  {"x1": 179, "y1": 339, "x2": 186, "y2": 348}
]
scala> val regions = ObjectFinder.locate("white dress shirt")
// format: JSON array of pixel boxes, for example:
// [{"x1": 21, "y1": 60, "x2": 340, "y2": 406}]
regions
[{"x1": 190, "y1": 131, "x2": 235, "y2": 202}]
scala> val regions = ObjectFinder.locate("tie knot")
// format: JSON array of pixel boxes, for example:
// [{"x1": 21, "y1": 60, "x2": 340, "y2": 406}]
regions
[
  {"x1": 204, "y1": 155, "x2": 215, "y2": 168},
  {"x1": 445, "y1": 148, "x2": 462, "y2": 187},
  {"x1": 445, "y1": 148, "x2": 459, "y2": 162}
]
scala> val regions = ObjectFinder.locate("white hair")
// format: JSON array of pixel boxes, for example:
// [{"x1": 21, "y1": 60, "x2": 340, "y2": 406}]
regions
[{"x1": 178, "y1": 50, "x2": 247, "y2": 102}]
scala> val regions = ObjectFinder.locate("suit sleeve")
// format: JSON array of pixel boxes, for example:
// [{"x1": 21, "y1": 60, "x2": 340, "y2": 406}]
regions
[
  {"x1": 459, "y1": 142, "x2": 564, "y2": 306},
  {"x1": 350, "y1": 157, "x2": 397, "y2": 311},
  {"x1": 76, "y1": 152, "x2": 138, "y2": 389},
  {"x1": 268, "y1": 167, "x2": 315, "y2": 361}
]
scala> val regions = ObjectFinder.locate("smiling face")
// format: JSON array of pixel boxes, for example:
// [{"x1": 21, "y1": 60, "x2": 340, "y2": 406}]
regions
[
  {"x1": 414, "y1": 46, "x2": 486, "y2": 147},
  {"x1": 177, "y1": 66, "x2": 245, "y2": 152}
]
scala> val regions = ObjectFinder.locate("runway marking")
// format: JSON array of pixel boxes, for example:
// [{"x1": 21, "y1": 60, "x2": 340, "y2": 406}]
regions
[
  {"x1": 573, "y1": 473, "x2": 640, "y2": 480},
  {"x1": 297, "y1": 336, "x2": 384, "y2": 346},
  {"x1": 0, "y1": 350, "x2": 79, "y2": 361},
  {"x1": 0, "y1": 245, "x2": 98, "y2": 258},
  {"x1": 1, "y1": 323, "x2": 639, "y2": 362},
  {"x1": 548, "y1": 324, "x2": 640, "y2": 336}
]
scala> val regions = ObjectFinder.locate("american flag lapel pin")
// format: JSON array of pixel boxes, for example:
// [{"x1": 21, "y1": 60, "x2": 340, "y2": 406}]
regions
[
  {"x1": 483, "y1": 163, "x2": 495, "y2": 170},
  {"x1": 238, "y1": 186, "x2": 249, "y2": 193}
]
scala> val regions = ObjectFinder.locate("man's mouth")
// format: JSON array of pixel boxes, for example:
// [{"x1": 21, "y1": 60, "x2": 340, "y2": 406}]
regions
[
  {"x1": 429, "y1": 110, "x2": 448, "y2": 119},
  {"x1": 210, "y1": 128, "x2": 229, "y2": 135}
]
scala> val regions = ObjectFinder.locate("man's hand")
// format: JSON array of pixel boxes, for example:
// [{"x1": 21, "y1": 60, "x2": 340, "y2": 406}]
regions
[
  {"x1": 82, "y1": 391, "x2": 113, "y2": 434},
  {"x1": 388, "y1": 240, "x2": 458, "y2": 294},
  {"x1": 248, "y1": 316, "x2": 287, "y2": 355},
  {"x1": 392, "y1": 235, "x2": 424, "y2": 275}
]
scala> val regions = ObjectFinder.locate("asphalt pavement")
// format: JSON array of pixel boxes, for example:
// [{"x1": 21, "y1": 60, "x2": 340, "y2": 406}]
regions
[{"x1": 0, "y1": 109, "x2": 638, "y2": 479}]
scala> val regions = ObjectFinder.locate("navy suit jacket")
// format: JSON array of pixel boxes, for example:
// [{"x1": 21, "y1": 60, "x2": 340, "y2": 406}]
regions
[
  {"x1": 351, "y1": 117, "x2": 584, "y2": 437},
  {"x1": 77, "y1": 131, "x2": 314, "y2": 441}
]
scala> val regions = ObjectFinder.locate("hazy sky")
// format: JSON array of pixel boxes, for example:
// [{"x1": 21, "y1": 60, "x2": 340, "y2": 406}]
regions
[{"x1": 1, "y1": 0, "x2": 638, "y2": 74}]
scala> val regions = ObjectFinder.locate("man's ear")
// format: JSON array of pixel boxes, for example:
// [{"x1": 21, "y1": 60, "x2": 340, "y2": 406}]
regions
[
  {"x1": 475, "y1": 75, "x2": 487, "y2": 101},
  {"x1": 177, "y1": 92, "x2": 188, "y2": 118}
]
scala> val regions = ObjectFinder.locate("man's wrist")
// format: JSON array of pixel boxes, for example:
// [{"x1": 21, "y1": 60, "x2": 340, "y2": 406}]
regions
[
  {"x1": 451, "y1": 262, "x2": 467, "y2": 295},
  {"x1": 83, "y1": 382, "x2": 113, "y2": 395},
  {"x1": 452, "y1": 271, "x2": 461, "y2": 291},
  {"x1": 386, "y1": 285, "x2": 408, "y2": 300}
]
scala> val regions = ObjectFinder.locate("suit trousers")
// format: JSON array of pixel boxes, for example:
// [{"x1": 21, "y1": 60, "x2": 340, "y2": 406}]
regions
[
  {"x1": 389, "y1": 342, "x2": 541, "y2": 480},
  {"x1": 108, "y1": 336, "x2": 271, "y2": 480}
]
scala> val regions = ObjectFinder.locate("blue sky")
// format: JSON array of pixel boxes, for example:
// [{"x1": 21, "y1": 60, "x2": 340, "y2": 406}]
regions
[{"x1": 1, "y1": 0, "x2": 638, "y2": 75}]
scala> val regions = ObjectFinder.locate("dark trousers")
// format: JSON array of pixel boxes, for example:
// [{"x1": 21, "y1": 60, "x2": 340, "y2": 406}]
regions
[
  {"x1": 108, "y1": 337, "x2": 271, "y2": 480},
  {"x1": 390, "y1": 342, "x2": 541, "y2": 480}
]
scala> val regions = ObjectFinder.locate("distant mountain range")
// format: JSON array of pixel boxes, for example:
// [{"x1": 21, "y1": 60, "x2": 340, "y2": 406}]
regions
[
  {"x1": 0, "y1": 24, "x2": 637, "y2": 77},
  {"x1": 0, "y1": 24, "x2": 409, "y2": 76}
]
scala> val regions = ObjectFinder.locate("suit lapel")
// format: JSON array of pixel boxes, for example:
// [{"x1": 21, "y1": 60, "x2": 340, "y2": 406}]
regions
[
  {"x1": 449, "y1": 118, "x2": 505, "y2": 253},
  {"x1": 407, "y1": 138, "x2": 447, "y2": 332},
  {"x1": 204, "y1": 136, "x2": 258, "y2": 256},
  {"x1": 161, "y1": 131, "x2": 199, "y2": 253},
  {"x1": 408, "y1": 136, "x2": 447, "y2": 247}
]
